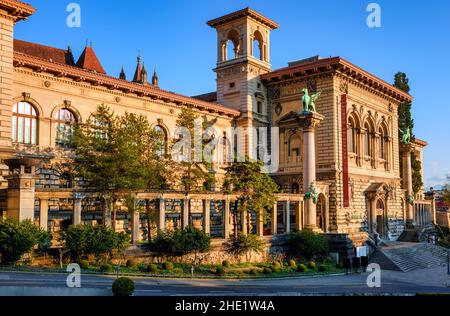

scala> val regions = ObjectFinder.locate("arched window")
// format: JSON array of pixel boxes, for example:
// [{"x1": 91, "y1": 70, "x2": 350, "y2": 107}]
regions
[
  {"x1": 225, "y1": 29, "x2": 240, "y2": 61},
  {"x1": 288, "y1": 133, "x2": 301, "y2": 157},
  {"x1": 252, "y1": 30, "x2": 264, "y2": 61},
  {"x1": 378, "y1": 127, "x2": 385, "y2": 159},
  {"x1": 347, "y1": 117, "x2": 356, "y2": 153},
  {"x1": 55, "y1": 108, "x2": 77, "y2": 147},
  {"x1": 154, "y1": 125, "x2": 168, "y2": 156},
  {"x1": 364, "y1": 123, "x2": 371, "y2": 157},
  {"x1": 220, "y1": 136, "x2": 232, "y2": 166},
  {"x1": 12, "y1": 101, "x2": 38, "y2": 145},
  {"x1": 376, "y1": 199, "x2": 385, "y2": 210}
]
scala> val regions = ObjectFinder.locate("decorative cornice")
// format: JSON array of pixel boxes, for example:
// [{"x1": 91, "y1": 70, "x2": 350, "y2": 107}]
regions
[
  {"x1": 207, "y1": 7, "x2": 279, "y2": 30},
  {"x1": 0, "y1": 0, "x2": 35, "y2": 21},
  {"x1": 261, "y1": 57, "x2": 412, "y2": 104},
  {"x1": 14, "y1": 52, "x2": 241, "y2": 118}
]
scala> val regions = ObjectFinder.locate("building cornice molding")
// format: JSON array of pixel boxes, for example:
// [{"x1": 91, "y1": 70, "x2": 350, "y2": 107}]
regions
[
  {"x1": 13, "y1": 52, "x2": 241, "y2": 118},
  {"x1": 0, "y1": 0, "x2": 35, "y2": 21},
  {"x1": 207, "y1": 7, "x2": 279, "y2": 30},
  {"x1": 261, "y1": 57, "x2": 412, "y2": 104}
]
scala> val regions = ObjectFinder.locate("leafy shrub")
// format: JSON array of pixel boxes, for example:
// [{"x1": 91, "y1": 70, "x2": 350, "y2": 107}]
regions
[
  {"x1": 318, "y1": 265, "x2": 328, "y2": 272},
  {"x1": 80, "y1": 260, "x2": 89, "y2": 269},
  {"x1": 216, "y1": 266, "x2": 225, "y2": 276},
  {"x1": 147, "y1": 264, "x2": 158, "y2": 273},
  {"x1": 61, "y1": 225, "x2": 129, "y2": 264},
  {"x1": 126, "y1": 259, "x2": 138, "y2": 268},
  {"x1": 297, "y1": 264, "x2": 307, "y2": 272},
  {"x1": 250, "y1": 268, "x2": 259, "y2": 275},
  {"x1": 112, "y1": 277, "x2": 135, "y2": 297},
  {"x1": 273, "y1": 261, "x2": 282, "y2": 267},
  {"x1": 263, "y1": 268, "x2": 272, "y2": 275},
  {"x1": 289, "y1": 230, "x2": 329, "y2": 260},
  {"x1": 0, "y1": 218, "x2": 51, "y2": 265},
  {"x1": 151, "y1": 227, "x2": 211, "y2": 264},
  {"x1": 101, "y1": 263, "x2": 113, "y2": 272},
  {"x1": 270, "y1": 265, "x2": 281, "y2": 273},
  {"x1": 289, "y1": 260, "x2": 297, "y2": 268},
  {"x1": 222, "y1": 260, "x2": 231, "y2": 267},
  {"x1": 162, "y1": 262, "x2": 174, "y2": 271},
  {"x1": 336, "y1": 263, "x2": 344, "y2": 269},
  {"x1": 308, "y1": 261, "x2": 316, "y2": 270},
  {"x1": 225, "y1": 233, "x2": 265, "y2": 262}
]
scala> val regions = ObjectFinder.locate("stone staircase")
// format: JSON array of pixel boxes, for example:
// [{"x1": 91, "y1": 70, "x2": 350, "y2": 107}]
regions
[{"x1": 371, "y1": 242, "x2": 449, "y2": 272}]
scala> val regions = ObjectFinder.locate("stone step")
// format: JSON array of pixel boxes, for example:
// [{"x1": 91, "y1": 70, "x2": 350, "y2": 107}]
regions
[{"x1": 371, "y1": 243, "x2": 448, "y2": 272}]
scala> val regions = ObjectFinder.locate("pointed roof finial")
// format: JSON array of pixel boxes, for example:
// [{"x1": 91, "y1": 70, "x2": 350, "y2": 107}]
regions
[
  {"x1": 86, "y1": 38, "x2": 89, "y2": 47},
  {"x1": 119, "y1": 65, "x2": 126, "y2": 80},
  {"x1": 152, "y1": 66, "x2": 159, "y2": 87}
]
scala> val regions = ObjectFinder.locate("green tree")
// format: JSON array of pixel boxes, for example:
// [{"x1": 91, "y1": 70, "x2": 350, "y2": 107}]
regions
[
  {"x1": 411, "y1": 153, "x2": 424, "y2": 195},
  {"x1": 0, "y1": 218, "x2": 51, "y2": 265},
  {"x1": 224, "y1": 233, "x2": 265, "y2": 263},
  {"x1": 394, "y1": 72, "x2": 423, "y2": 195},
  {"x1": 223, "y1": 159, "x2": 279, "y2": 237},
  {"x1": 171, "y1": 106, "x2": 214, "y2": 193},
  {"x1": 73, "y1": 105, "x2": 169, "y2": 234}
]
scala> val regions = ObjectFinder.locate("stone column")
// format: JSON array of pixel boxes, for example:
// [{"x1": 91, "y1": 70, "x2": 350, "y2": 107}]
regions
[
  {"x1": 402, "y1": 144, "x2": 414, "y2": 228},
  {"x1": 5, "y1": 159, "x2": 40, "y2": 222},
  {"x1": 271, "y1": 201, "x2": 278, "y2": 236},
  {"x1": 158, "y1": 198, "x2": 166, "y2": 232},
  {"x1": 39, "y1": 198, "x2": 49, "y2": 231},
  {"x1": 285, "y1": 201, "x2": 291, "y2": 234},
  {"x1": 241, "y1": 210, "x2": 248, "y2": 235},
  {"x1": 183, "y1": 199, "x2": 190, "y2": 228},
  {"x1": 370, "y1": 196, "x2": 377, "y2": 233},
  {"x1": 256, "y1": 211, "x2": 264, "y2": 237},
  {"x1": 73, "y1": 197, "x2": 82, "y2": 226},
  {"x1": 299, "y1": 112, "x2": 324, "y2": 231},
  {"x1": 103, "y1": 199, "x2": 113, "y2": 228},
  {"x1": 203, "y1": 199, "x2": 211, "y2": 235},
  {"x1": 131, "y1": 211, "x2": 140, "y2": 243},
  {"x1": 296, "y1": 202, "x2": 302, "y2": 231},
  {"x1": 224, "y1": 199, "x2": 231, "y2": 239}
]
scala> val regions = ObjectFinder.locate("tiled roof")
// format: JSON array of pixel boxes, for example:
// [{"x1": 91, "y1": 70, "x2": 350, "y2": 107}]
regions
[
  {"x1": 76, "y1": 46, "x2": 106, "y2": 74},
  {"x1": 14, "y1": 39, "x2": 75, "y2": 66},
  {"x1": 13, "y1": 50, "x2": 241, "y2": 118},
  {"x1": 192, "y1": 92, "x2": 217, "y2": 102}
]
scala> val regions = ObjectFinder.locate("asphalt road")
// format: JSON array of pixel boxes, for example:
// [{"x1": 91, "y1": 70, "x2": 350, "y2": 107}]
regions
[{"x1": 0, "y1": 269, "x2": 449, "y2": 296}]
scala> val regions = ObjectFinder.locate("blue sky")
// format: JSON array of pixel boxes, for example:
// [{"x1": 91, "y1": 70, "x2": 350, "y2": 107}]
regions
[{"x1": 16, "y1": 0, "x2": 450, "y2": 188}]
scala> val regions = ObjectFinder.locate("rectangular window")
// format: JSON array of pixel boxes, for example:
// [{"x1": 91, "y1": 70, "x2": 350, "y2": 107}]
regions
[
  {"x1": 229, "y1": 82, "x2": 235, "y2": 89},
  {"x1": 257, "y1": 101, "x2": 263, "y2": 114}
]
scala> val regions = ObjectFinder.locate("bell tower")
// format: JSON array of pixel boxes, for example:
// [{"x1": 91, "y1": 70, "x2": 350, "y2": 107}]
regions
[{"x1": 208, "y1": 8, "x2": 279, "y2": 157}]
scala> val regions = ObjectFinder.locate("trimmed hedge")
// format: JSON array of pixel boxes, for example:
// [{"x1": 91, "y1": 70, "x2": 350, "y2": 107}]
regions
[
  {"x1": 80, "y1": 260, "x2": 89, "y2": 269},
  {"x1": 162, "y1": 262, "x2": 174, "y2": 271},
  {"x1": 112, "y1": 277, "x2": 135, "y2": 297},
  {"x1": 297, "y1": 264, "x2": 307, "y2": 272},
  {"x1": 101, "y1": 263, "x2": 113, "y2": 272},
  {"x1": 147, "y1": 264, "x2": 158, "y2": 273}
]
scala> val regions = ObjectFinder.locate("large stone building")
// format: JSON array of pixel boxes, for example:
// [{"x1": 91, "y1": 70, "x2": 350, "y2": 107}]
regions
[{"x1": 0, "y1": 1, "x2": 436, "y2": 247}]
